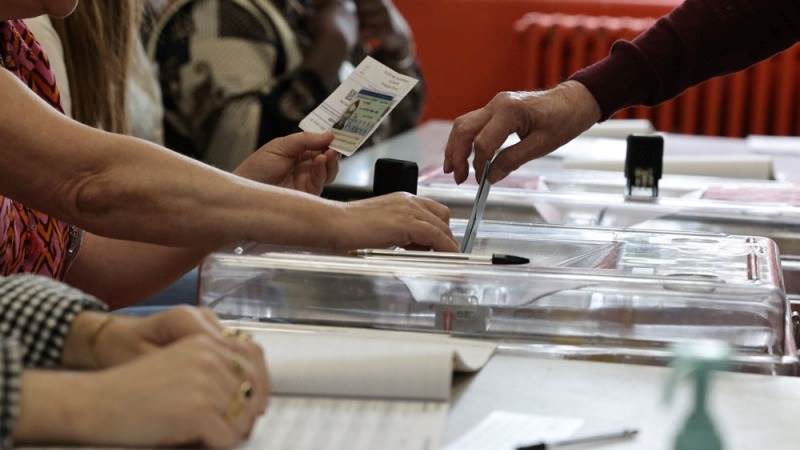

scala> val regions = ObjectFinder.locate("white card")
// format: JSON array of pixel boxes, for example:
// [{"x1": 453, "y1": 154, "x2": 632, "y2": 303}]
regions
[
  {"x1": 443, "y1": 411, "x2": 584, "y2": 450},
  {"x1": 299, "y1": 56, "x2": 419, "y2": 156}
]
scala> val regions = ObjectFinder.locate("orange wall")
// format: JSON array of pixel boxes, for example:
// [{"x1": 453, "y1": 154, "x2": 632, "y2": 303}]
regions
[{"x1": 394, "y1": 0, "x2": 682, "y2": 120}]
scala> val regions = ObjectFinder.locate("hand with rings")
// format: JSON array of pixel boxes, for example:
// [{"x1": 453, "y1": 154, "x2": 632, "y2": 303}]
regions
[{"x1": 49, "y1": 332, "x2": 271, "y2": 448}]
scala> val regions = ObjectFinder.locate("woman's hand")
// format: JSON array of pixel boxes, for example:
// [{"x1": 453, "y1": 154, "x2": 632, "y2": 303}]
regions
[
  {"x1": 17, "y1": 334, "x2": 269, "y2": 449},
  {"x1": 330, "y1": 192, "x2": 458, "y2": 252},
  {"x1": 63, "y1": 306, "x2": 226, "y2": 370},
  {"x1": 234, "y1": 132, "x2": 340, "y2": 196},
  {"x1": 443, "y1": 81, "x2": 602, "y2": 184}
]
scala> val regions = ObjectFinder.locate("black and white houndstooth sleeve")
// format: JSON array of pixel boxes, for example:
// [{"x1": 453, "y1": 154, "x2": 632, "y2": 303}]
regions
[{"x1": 0, "y1": 274, "x2": 106, "y2": 449}]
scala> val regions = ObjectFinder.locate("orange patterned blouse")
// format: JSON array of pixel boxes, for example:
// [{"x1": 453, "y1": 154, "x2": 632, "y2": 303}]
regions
[{"x1": 0, "y1": 20, "x2": 81, "y2": 280}]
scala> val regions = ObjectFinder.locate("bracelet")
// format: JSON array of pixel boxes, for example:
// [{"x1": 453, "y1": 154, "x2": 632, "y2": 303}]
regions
[{"x1": 87, "y1": 315, "x2": 115, "y2": 369}]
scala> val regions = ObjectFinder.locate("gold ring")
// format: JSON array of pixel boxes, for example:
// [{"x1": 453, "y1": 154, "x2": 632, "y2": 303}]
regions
[
  {"x1": 222, "y1": 327, "x2": 254, "y2": 342},
  {"x1": 230, "y1": 358, "x2": 245, "y2": 377},
  {"x1": 238, "y1": 381, "x2": 253, "y2": 401},
  {"x1": 224, "y1": 381, "x2": 253, "y2": 424}
]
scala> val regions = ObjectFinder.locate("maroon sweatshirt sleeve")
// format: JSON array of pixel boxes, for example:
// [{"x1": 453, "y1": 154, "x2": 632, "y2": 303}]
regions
[{"x1": 570, "y1": 0, "x2": 800, "y2": 120}]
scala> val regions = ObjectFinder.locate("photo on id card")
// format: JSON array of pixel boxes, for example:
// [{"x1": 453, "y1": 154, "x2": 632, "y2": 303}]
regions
[{"x1": 332, "y1": 89, "x2": 394, "y2": 154}]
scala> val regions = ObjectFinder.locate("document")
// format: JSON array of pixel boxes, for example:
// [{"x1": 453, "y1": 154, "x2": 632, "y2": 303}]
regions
[
  {"x1": 229, "y1": 322, "x2": 497, "y2": 450},
  {"x1": 299, "y1": 56, "x2": 418, "y2": 156},
  {"x1": 242, "y1": 397, "x2": 447, "y2": 450},
  {"x1": 443, "y1": 411, "x2": 583, "y2": 450}
]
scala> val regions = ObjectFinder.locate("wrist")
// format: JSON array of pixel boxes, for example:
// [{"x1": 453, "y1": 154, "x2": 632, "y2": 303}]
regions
[
  {"x1": 560, "y1": 80, "x2": 602, "y2": 126},
  {"x1": 62, "y1": 311, "x2": 109, "y2": 370},
  {"x1": 14, "y1": 371, "x2": 101, "y2": 445},
  {"x1": 323, "y1": 202, "x2": 351, "y2": 250}
]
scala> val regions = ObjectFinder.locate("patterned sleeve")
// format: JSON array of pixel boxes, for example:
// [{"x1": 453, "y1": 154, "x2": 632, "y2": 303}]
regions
[{"x1": 0, "y1": 274, "x2": 106, "y2": 449}]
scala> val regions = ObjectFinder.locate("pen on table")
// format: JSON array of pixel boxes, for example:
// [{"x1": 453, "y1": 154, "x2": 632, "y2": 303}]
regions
[
  {"x1": 350, "y1": 249, "x2": 529, "y2": 265},
  {"x1": 516, "y1": 428, "x2": 639, "y2": 450}
]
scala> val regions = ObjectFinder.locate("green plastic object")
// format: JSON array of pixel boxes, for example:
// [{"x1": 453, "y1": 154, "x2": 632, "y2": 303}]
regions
[{"x1": 664, "y1": 340, "x2": 731, "y2": 450}]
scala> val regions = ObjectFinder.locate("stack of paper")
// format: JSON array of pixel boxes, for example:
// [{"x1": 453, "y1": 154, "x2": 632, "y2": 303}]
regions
[{"x1": 232, "y1": 323, "x2": 497, "y2": 450}]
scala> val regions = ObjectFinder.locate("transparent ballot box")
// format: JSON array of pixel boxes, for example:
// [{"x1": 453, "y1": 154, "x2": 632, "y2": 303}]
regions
[
  {"x1": 199, "y1": 222, "x2": 796, "y2": 375},
  {"x1": 420, "y1": 187, "x2": 800, "y2": 291}
]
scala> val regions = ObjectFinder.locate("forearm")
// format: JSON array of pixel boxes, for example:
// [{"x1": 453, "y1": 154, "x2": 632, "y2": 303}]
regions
[
  {"x1": 571, "y1": 0, "x2": 800, "y2": 119},
  {"x1": 0, "y1": 69, "x2": 342, "y2": 250},
  {"x1": 65, "y1": 234, "x2": 209, "y2": 308}
]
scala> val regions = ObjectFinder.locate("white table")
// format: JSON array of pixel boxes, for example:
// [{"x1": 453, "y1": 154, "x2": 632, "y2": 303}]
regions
[
  {"x1": 446, "y1": 355, "x2": 799, "y2": 449},
  {"x1": 333, "y1": 120, "x2": 800, "y2": 193}
]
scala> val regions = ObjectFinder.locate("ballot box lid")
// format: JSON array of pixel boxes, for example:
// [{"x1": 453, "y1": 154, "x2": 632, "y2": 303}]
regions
[
  {"x1": 420, "y1": 184, "x2": 800, "y2": 257},
  {"x1": 199, "y1": 221, "x2": 796, "y2": 375}
]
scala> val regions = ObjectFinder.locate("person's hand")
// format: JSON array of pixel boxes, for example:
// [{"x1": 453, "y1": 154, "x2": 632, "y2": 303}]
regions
[
  {"x1": 330, "y1": 192, "x2": 458, "y2": 252},
  {"x1": 354, "y1": 0, "x2": 412, "y2": 57},
  {"x1": 234, "y1": 132, "x2": 339, "y2": 196},
  {"x1": 443, "y1": 81, "x2": 602, "y2": 184},
  {"x1": 16, "y1": 334, "x2": 270, "y2": 449},
  {"x1": 63, "y1": 306, "x2": 227, "y2": 370}
]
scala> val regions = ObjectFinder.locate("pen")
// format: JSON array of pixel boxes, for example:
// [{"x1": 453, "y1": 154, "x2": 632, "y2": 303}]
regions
[
  {"x1": 350, "y1": 249, "x2": 529, "y2": 265},
  {"x1": 516, "y1": 429, "x2": 639, "y2": 450}
]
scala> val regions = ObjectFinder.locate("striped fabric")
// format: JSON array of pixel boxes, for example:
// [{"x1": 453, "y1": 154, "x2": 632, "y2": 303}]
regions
[
  {"x1": 0, "y1": 274, "x2": 106, "y2": 449},
  {"x1": 0, "y1": 20, "x2": 81, "y2": 280}
]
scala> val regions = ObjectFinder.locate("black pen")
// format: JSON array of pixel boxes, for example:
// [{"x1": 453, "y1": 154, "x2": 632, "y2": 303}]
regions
[
  {"x1": 516, "y1": 429, "x2": 639, "y2": 450},
  {"x1": 350, "y1": 249, "x2": 529, "y2": 265}
]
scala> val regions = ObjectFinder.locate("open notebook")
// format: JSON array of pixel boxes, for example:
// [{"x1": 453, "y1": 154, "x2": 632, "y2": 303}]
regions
[{"x1": 228, "y1": 322, "x2": 497, "y2": 450}]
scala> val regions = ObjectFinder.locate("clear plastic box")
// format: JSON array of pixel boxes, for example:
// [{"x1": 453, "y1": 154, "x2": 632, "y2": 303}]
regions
[
  {"x1": 199, "y1": 221, "x2": 796, "y2": 375},
  {"x1": 419, "y1": 186, "x2": 800, "y2": 292}
]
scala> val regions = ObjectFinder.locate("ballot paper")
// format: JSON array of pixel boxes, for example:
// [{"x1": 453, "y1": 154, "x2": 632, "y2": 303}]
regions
[
  {"x1": 230, "y1": 322, "x2": 497, "y2": 450},
  {"x1": 299, "y1": 56, "x2": 418, "y2": 156},
  {"x1": 442, "y1": 411, "x2": 584, "y2": 450},
  {"x1": 244, "y1": 397, "x2": 447, "y2": 450}
]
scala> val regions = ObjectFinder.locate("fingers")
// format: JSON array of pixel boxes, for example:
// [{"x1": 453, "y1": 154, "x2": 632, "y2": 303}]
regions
[
  {"x1": 272, "y1": 131, "x2": 335, "y2": 157},
  {"x1": 195, "y1": 337, "x2": 263, "y2": 441},
  {"x1": 324, "y1": 150, "x2": 340, "y2": 184},
  {"x1": 408, "y1": 220, "x2": 458, "y2": 252},
  {"x1": 219, "y1": 334, "x2": 270, "y2": 416},
  {"x1": 416, "y1": 196, "x2": 451, "y2": 226},
  {"x1": 199, "y1": 415, "x2": 242, "y2": 450},
  {"x1": 444, "y1": 109, "x2": 490, "y2": 184},
  {"x1": 489, "y1": 136, "x2": 541, "y2": 184},
  {"x1": 149, "y1": 305, "x2": 224, "y2": 346},
  {"x1": 472, "y1": 114, "x2": 516, "y2": 183}
]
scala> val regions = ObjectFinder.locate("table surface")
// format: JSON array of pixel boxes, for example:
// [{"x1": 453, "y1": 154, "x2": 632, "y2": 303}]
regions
[
  {"x1": 445, "y1": 354, "x2": 800, "y2": 449},
  {"x1": 335, "y1": 120, "x2": 800, "y2": 191}
]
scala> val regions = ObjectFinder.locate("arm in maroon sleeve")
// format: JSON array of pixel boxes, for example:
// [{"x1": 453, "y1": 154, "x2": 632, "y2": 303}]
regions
[{"x1": 570, "y1": 0, "x2": 800, "y2": 120}]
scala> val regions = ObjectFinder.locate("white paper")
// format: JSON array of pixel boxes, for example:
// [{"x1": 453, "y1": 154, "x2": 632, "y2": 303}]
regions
[
  {"x1": 233, "y1": 322, "x2": 496, "y2": 401},
  {"x1": 443, "y1": 411, "x2": 584, "y2": 450},
  {"x1": 747, "y1": 135, "x2": 800, "y2": 156},
  {"x1": 241, "y1": 396, "x2": 447, "y2": 450},
  {"x1": 299, "y1": 56, "x2": 418, "y2": 156}
]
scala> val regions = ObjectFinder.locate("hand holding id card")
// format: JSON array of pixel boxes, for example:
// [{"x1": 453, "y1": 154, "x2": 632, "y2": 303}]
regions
[{"x1": 299, "y1": 57, "x2": 419, "y2": 156}]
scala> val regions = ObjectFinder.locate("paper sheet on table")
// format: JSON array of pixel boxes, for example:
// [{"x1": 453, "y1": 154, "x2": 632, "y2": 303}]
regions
[
  {"x1": 747, "y1": 135, "x2": 800, "y2": 156},
  {"x1": 562, "y1": 151, "x2": 774, "y2": 180},
  {"x1": 299, "y1": 56, "x2": 418, "y2": 156},
  {"x1": 443, "y1": 411, "x2": 584, "y2": 450},
  {"x1": 234, "y1": 322, "x2": 497, "y2": 401},
  {"x1": 241, "y1": 396, "x2": 447, "y2": 450}
]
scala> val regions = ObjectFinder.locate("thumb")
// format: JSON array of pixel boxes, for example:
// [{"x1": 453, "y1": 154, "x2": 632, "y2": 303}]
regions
[
  {"x1": 277, "y1": 131, "x2": 335, "y2": 155},
  {"x1": 488, "y1": 140, "x2": 537, "y2": 184}
]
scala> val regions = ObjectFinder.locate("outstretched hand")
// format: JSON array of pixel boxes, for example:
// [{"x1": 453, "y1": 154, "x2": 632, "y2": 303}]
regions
[{"x1": 443, "y1": 81, "x2": 601, "y2": 185}]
